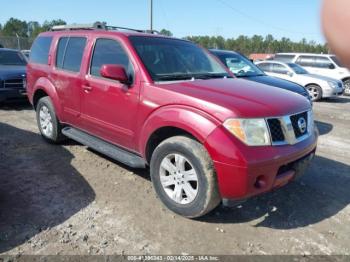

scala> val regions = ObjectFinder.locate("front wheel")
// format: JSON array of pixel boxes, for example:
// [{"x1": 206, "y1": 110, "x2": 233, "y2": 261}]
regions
[
  {"x1": 36, "y1": 96, "x2": 65, "y2": 143},
  {"x1": 150, "y1": 136, "x2": 221, "y2": 218},
  {"x1": 343, "y1": 79, "x2": 350, "y2": 96},
  {"x1": 306, "y1": 84, "x2": 323, "y2": 101}
]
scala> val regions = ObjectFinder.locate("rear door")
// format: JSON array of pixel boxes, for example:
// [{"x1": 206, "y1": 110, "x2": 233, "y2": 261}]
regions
[
  {"x1": 80, "y1": 37, "x2": 140, "y2": 150},
  {"x1": 50, "y1": 36, "x2": 87, "y2": 124}
]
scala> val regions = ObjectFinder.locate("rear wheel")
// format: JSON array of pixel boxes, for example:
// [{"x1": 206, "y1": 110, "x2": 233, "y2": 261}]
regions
[
  {"x1": 150, "y1": 136, "x2": 221, "y2": 218},
  {"x1": 343, "y1": 79, "x2": 350, "y2": 96},
  {"x1": 306, "y1": 84, "x2": 323, "y2": 101},
  {"x1": 36, "y1": 96, "x2": 65, "y2": 143}
]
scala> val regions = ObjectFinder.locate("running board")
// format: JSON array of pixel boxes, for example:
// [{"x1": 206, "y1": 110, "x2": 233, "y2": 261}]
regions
[{"x1": 62, "y1": 127, "x2": 146, "y2": 168}]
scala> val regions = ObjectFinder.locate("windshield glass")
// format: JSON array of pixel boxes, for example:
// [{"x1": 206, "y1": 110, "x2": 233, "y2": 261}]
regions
[
  {"x1": 214, "y1": 52, "x2": 265, "y2": 77},
  {"x1": 0, "y1": 50, "x2": 27, "y2": 66},
  {"x1": 129, "y1": 36, "x2": 231, "y2": 81},
  {"x1": 330, "y1": 56, "x2": 344, "y2": 67},
  {"x1": 288, "y1": 63, "x2": 308, "y2": 74}
]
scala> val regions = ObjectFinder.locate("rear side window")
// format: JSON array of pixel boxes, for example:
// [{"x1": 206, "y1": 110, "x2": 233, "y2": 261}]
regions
[
  {"x1": 257, "y1": 63, "x2": 271, "y2": 72},
  {"x1": 274, "y1": 54, "x2": 295, "y2": 62},
  {"x1": 90, "y1": 38, "x2": 134, "y2": 81},
  {"x1": 296, "y1": 56, "x2": 316, "y2": 67},
  {"x1": 56, "y1": 37, "x2": 87, "y2": 72},
  {"x1": 272, "y1": 63, "x2": 289, "y2": 74},
  {"x1": 30, "y1": 36, "x2": 53, "y2": 65}
]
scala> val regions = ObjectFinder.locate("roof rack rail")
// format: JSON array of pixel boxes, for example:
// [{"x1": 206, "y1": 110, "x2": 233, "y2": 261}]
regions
[
  {"x1": 51, "y1": 22, "x2": 106, "y2": 31},
  {"x1": 50, "y1": 21, "x2": 160, "y2": 34}
]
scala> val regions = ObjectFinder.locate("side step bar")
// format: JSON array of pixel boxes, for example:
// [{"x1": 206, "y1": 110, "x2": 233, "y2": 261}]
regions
[{"x1": 62, "y1": 127, "x2": 146, "y2": 169}]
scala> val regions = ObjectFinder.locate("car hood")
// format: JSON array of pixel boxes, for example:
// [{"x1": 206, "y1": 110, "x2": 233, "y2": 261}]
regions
[
  {"x1": 154, "y1": 78, "x2": 311, "y2": 121},
  {"x1": 0, "y1": 65, "x2": 26, "y2": 80},
  {"x1": 242, "y1": 75, "x2": 307, "y2": 95},
  {"x1": 302, "y1": 73, "x2": 340, "y2": 83}
]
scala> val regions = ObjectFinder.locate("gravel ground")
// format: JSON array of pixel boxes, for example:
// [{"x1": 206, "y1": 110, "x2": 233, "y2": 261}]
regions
[{"x1": 0, "y1": 96, "x2": 349, "y2": 255}]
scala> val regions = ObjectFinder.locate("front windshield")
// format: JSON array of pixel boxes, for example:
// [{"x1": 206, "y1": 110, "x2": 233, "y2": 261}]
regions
[
  {"x1": 0, "y1": 50, "x2": 27, "y2": 66},
  {"x1": 330, "y1": 56, "x2": 344, "y2": 67},
  {"x1": 215, "y1": 52, "x2": 265, "y2": 77},
  {"x1": 288, "y1": 63, "x2": 308, "y2": 74},
  {"x1": 129, "y1": 36, "x2": 231, "y2": 81}
]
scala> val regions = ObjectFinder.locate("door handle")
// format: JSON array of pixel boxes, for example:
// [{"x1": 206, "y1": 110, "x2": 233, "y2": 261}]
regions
[{"x1": 83, "y1": 85, "x2": 93, "y2": 92}]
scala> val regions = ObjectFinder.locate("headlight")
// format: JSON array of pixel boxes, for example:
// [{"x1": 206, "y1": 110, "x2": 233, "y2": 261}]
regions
[
  {"x1": 223, "y1": 118, "x2": 271, "y2": 146},
  {"x1": 327, "y1": 81, "x2": 338, "y2": 89}
]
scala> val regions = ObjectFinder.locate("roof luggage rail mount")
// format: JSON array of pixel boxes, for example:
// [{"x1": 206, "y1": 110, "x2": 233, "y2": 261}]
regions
[{"x1": 50, "y1": 21, "x2": 160, "y2": 34}]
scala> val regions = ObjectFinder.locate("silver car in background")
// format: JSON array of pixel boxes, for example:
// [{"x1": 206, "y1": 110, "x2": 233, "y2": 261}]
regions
[{"x1": 255, "y1": 61, "x2": 344, "y2": 101}]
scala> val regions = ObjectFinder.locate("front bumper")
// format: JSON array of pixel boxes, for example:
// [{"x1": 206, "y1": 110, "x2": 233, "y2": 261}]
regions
[
  {"x1": 204, "y1": 125, "x2": 318, "y2": 200},
  {"x1": 0, "y1": 88, "x2": 27, "y2": 102},
  {"x1": 322, "y1": 87, "x2": 344, "y2": 98}
]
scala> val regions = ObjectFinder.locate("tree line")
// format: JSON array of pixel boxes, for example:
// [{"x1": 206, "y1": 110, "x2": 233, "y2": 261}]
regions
[{"x1": 0, "y1": 18, "x2": 328, "y2": 55}]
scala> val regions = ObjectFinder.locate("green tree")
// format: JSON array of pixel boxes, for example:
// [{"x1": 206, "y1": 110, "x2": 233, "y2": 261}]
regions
[
  {"x1": 159, "y1": 29, "x2": 173, "y2": 36},
  {"x1": 2, "y1": 18, "x2": 28, "y2": 37}
]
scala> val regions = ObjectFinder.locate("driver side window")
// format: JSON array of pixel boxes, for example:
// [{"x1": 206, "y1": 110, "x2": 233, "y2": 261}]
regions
[{"x1": 90, "y1": 38, "x2": 134, "y2": 82}]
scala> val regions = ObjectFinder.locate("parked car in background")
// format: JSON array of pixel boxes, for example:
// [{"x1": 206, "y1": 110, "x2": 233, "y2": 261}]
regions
[
  {"x1": 256, "y1": 60, "x2": 344, "y2": 101},
  {"x1": 0, "y1": 48, "x2": 27, "y2": 103},
  {"x1": 27, "y1": 23, "x2": 317, "y2": 218},
  {"x1": 210, "y1": 49, "x2": 311, "y2": 102},
  {"x1": 274, "y1": 53, "x2": 350, "y2": 96},
  {"x1": 21, "y1": 50, "x2": 31, "y2": 59}
]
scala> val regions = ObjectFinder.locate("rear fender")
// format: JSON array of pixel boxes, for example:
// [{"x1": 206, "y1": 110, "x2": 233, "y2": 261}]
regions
[{"x1": 33, "y1": 77, "x2": 63, "y2": 120}]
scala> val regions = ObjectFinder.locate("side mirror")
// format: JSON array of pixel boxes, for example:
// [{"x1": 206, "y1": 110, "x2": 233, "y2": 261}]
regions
[
  {"x1": 100, "y1": 64, "x2": 130, "y2": 84},
  {"x1": 328, "y1": 63, "x2": 336, "y2": 69},
  {"x1": 287, "y1": 71, "x2": 294, "y2": 77}
]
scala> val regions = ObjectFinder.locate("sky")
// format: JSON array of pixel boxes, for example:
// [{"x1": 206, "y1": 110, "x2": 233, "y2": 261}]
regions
[{"x1": 0, "y1": 0, "x2": 325, "y2": 43}]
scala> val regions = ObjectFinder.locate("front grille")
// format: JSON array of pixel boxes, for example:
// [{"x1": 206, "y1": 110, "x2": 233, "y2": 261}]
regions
[
  {"x1": 267, "y1": 118, "x2": 285, "y2": 142},
  {"x1": 4, "y1": 78, "x2": 25, "y2": 89},
  {"x1": 290, "y1": 111, "x2": 308, "y2": 138}
]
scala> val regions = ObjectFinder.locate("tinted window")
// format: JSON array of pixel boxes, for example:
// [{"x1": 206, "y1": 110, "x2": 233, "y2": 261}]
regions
[
  {"x1": 296, "y1": 56, "x2": 316, "y2": 67},
  {"x1": 330, "y1": 56, "x2": 343, "y2": 67},
  {"x1": 288, "y1": 63, "x2": 308, "y2": 74},
  {"x1": 214, "y1": 52, "x2": 265, "y2": 77},
  {"x1": 56, "y1": 37, "x2": 69, "y2": 68},
  {"x1": 256, "y1": 63, "x2": 271, "y2": 72},
  {"x1": 30, "y1": 36, "x2": 53, "y2": 64},
  {"x1": 56, "y1": 37, "x2": 86, "y2": 72},
  {"x1": 274, "y1": 54, "x2": 295, "y2": 62},
  {"x1": 90, "y1": 38, "x2": 134, "y2": 81},
  {"x1": 0, "y1": 50, "x2": 27, "y2": 66},
  {"x1": 271, "y1": 63, "x2": 289, "y2": 74}
]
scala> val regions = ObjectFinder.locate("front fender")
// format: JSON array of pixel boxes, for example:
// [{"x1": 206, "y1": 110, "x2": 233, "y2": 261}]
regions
[
  {"x1": 138, "y1": 105, "x2": 221, "y2": 158},
  {"x1": 33, "y1": 77, "x2": 63, "y2": 120}
]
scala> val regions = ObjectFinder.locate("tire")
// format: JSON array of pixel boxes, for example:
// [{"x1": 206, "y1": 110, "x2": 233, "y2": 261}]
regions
[
  {"x1": 306, "y1": 84, "x2": 323, "y2": 101},
  {"x1": 150, "y1": 136, "x2": 221, "y2": 218},
  {"x1": 343, "y1": 79, "x2": 350, "y2": 96},
  {"x1": 36, "y1": 96, "x2": 65, "y2": 143}
]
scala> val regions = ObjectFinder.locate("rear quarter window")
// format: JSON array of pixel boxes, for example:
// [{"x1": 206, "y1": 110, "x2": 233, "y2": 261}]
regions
[{"x1": 30, "y1": 36, "x2": 53, "y2": 65}]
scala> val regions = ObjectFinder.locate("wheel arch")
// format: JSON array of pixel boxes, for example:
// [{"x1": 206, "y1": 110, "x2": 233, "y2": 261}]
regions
[
  {"x1": 140, "y1": 106, "x2": 220, "y2": 164},
  {"x1": 32, "y1": 77, "x2": 63, "y2": 120}
]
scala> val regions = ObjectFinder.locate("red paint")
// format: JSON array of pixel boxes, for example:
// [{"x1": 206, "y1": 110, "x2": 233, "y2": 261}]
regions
[{"x1": 27, "y1": 30, "x2": 318, "y2": 202}]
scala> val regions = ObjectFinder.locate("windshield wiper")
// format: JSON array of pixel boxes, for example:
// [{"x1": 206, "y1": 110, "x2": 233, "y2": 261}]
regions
[
  {"x1": 192, "y1": 73, "x2": 233, "y2": 80},
  {"x1": 155, "y1": 74, "x2": 194, "y2": 81}
]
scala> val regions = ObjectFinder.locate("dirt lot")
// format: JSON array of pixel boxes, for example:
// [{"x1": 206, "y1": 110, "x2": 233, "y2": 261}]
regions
[{"x1": 0, "y1": 96, "x2": 349, "y2": 256}]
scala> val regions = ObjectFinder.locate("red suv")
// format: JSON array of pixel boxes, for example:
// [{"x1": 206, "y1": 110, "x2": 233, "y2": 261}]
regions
[{"x1": 27, "y1": 23, "x2": 318, "y2": 218}]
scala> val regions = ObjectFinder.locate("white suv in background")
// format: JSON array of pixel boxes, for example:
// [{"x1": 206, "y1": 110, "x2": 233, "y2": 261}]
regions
[
  {"x1": 255, "y1": 61, "x2": 344, "y2": 101},
  {"x1": 274, "y1": 53, "x2": 350, "y2": 96}
]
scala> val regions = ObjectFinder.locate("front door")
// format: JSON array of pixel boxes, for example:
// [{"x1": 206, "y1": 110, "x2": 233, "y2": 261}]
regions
[{"x1": 80, "y1": 37, "x2": 140, "y2": 150}]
